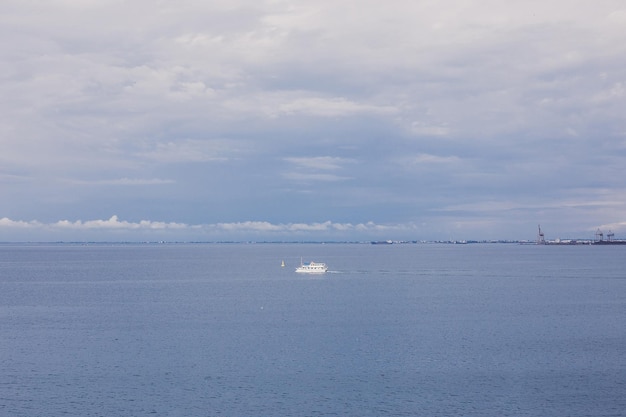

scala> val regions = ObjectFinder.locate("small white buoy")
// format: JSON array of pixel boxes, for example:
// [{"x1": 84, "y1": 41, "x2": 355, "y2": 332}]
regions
[{"x1": 281, "y1": 260, "x2": 285, "y2": 267}]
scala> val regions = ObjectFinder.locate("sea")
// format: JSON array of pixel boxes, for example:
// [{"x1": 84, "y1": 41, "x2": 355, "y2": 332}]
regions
[{"x1": 1, "y1": 242, "x2": 625, "y2": 417}]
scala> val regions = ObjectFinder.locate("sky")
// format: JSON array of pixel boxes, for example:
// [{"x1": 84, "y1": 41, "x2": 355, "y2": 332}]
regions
[{"x1": 1, "y1": 0, "x2": 626, "y2": 242}]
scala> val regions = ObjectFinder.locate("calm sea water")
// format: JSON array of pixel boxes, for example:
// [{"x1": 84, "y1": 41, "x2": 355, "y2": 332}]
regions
[{"x1": 1, "y1": 243, "x2": 625, "y2": 416}]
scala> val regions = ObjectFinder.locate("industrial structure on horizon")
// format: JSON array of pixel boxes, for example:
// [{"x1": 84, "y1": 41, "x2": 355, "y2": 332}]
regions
[{"x1": 537, "y1": 225, "x2": 626, "y2": 245}]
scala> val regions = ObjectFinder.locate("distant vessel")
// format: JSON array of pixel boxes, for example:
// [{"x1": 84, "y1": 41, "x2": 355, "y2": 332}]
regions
[
  {"x1": 592, "y1": 240, "x2": 626, "y2": 245},
  {"x1": 295, "y1": 259, "x2": 328, "y2": 274}
]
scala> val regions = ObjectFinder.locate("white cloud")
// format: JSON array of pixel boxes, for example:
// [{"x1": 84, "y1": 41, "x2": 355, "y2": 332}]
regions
[
  {"x1": 214, "y1": 221, "x2": 283, "y2": 232},
  {"x1": 284, "y1": 156, "x2": 353, "y2": 170},
  {"x1": 68, "y1": 178, "x2": 176, "y2": 186},
  {"x1": 282, "y1": 172, "x2": 352, "y2": 182},
  {"x1": 0, "y1": 218, "x2": 42, "y2": 228},
  {"x1": 210, "y1": 219, "x2": 419, "y2": 235},
  {"x1": 222, "y1": 91, "x2": 397, "y2": 120},
  {"x1": 274, "y1": 96, "x2": 396, "y2": 118},
  {"x1": 282, "y1": 156, "x2": 355, "y2": 183},
  {"x1": 135, "y1": 139, "x2": 237, "y2": 163},
  {"x1": 411, "y1": 153, "x2": 461, "y2": 165},
  {"x1": 410, "y1": 122, "x2": 450, "y2": 137},
  {"x1": 0, "y1": 215, "x2": 420, "y2": 240},
  {"x1": 597, "y1": 221, "x2": 626, "y2": 232},
  {"x1": 52, "y1": 215, "x2": 189, "y2": 230},
  {"x1": 592, "y1": 82, "x2": 625, "y2": 103}
]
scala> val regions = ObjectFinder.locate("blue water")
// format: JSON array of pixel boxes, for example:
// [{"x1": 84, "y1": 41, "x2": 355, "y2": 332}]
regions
[{"x1": 1, "y1": 243, "x2": 625, "y2": 416}]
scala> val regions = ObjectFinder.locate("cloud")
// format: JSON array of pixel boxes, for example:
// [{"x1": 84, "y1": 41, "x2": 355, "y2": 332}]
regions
[
  {"x1": 281, "y1": 156, "x2": 355, "y2": 183},
  {"x1": 410, "y1": 153, "x2": 462, "y2": 165},
  {"x1": 608, "y1": 9, "x2": 626, "y2": 24},
  {"x1": 0, "y1": 215, "x2": 422, "y2": 240},
  {"x1": 221, "y1": 92, "x2": 397, "y2": 120},
  {"x1": 282, "y1": 172, "x2": 353, "y2": 182},
  {"x1": 135, "y1": 139, "x2": 238, "y2": 163},
  {"x1": 284, "y1": 156, "x2": 354, "y2": 170},
  {"x1": 274, "y1": 96, "x2": 397, "y2": 118},
  {"x1": 214, "y1": 221, "x2": 284, "y2": 233},
  {"x1": 68, "y1": 178, "x2": 176, "y2": 186},
  {"x1": 52, "y1": 215, "x2": 189, "y2": 230},
  {"x1": 409, "y1": 122, "x2": 451, "y2": 137},
  {"x1": 1, "y1": 1, "x2": 625, "y2": 241},
  {"x1": 0, "y1": 218, "x2": 42, "y2": 229}
]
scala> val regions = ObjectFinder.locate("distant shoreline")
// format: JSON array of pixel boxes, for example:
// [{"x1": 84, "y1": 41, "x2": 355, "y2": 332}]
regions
[{"x1": 1, "y1": 240, "x2": 624, "y2": 246}]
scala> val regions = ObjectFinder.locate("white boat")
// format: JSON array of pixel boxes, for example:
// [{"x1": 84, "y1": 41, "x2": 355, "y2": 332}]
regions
[{"x1": 295, "y1": 260, "x2": 328, "y2": 274}]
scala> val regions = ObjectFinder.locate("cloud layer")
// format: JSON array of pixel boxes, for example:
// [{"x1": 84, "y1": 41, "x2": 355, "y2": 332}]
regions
[
  {"x1": 1, "y1": 1, "x2": 625, "y2": 241},
  {"x1": 0, "y1": 215, "x2": 417, "y2": 242}
]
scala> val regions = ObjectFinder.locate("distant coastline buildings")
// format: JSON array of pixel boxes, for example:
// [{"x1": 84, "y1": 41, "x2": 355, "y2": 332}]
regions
[{"x1": 536, "y1": 225, "x2": 626, "y2": 245}]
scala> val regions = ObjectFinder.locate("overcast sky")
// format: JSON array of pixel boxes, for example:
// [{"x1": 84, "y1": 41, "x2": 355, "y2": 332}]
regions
[{"x1": 1, "y1": 0, "x2": 625, "y2": 242}]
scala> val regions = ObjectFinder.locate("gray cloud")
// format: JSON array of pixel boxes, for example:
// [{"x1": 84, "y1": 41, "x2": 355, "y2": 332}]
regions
[{"x1": 1, "y1": 0, "x2": 625, "y2": 241}]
